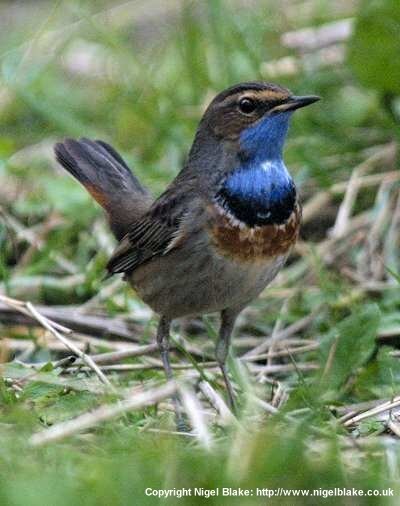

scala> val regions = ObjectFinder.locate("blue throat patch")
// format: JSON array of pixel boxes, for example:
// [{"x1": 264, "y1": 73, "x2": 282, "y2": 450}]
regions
[{"x1": 217, "y1": 112, "x2": 296, "y2": 227}]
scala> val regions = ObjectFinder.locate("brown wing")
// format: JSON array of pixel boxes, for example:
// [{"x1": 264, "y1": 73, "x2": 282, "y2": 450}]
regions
[{"x1": 106, "y1": 189, "x2": 188, "y2": 274}]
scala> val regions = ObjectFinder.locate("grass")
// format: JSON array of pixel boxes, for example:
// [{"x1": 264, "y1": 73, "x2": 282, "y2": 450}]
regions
[{"x1": 1, "y1": 0, "x2": 400, "y2": 504}]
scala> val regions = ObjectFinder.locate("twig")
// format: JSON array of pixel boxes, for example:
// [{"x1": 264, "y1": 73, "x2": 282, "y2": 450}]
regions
[
  {"x1": 388, "y1": 419, "x2": 400, "y2": 438},
  {"x1": 1, "y1": 337, "x2": 140, "y2": 354},
  {"x1": 302, "y1": 143, "x2": 398, "y2": 225},
  {"x1": 330, "y1": 161, "x2": 368, "y2": 239},
  {"x1": 198, "y1": 381, "x2": 235, "y2": 425},
  {"x1": 0, "y1": 299, "x2": 141, "y2": 341},
  {"x1": 304, "y1": 169, "x2": 399, "y2": 226},
  {"x1": 68, "y1": 362, "x2": 218, "y2": 372},
  {"x1": 249, "y1": 394, "x2": 278, "y2": 415},
  {"x1": 0, "y1": 295, "x2": 72, "y2": 334},
  {"x1": 248, "y1": 362, "x2": 319, "y2": 374},
  {"x1": 271, "y1": 382, "x2": 288, "y2": 409},
  {"x1": 77, "y1": 343, "x2": 159, "y2": 365},
  {"x1": 243, "y1": 309, "x2": 320, "y2": 358},
  {"x1": 334, "y1": 399, "x2": 389, "y2": 417},
  {"x1": 25, "y1": 302, "x2": 113, "y2": 389},
  {"x1": 344, "y1": 397, "x2": 400, "y2": 427},
  {"x1": 0, "y1": 294, "x2": 112, "y2": 389},
  {"x1": 242, "y1": 342, "x2": 320, "y2": 362}
]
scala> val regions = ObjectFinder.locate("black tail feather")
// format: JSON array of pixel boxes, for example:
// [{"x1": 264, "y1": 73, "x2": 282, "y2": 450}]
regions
[{"x1": 54, "y1": 138, "x2": 153, "y2": 239}]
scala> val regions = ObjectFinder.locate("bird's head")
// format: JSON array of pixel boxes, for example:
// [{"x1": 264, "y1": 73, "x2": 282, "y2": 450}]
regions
[{"x1": 202, "y1": 82, "x2": 319, "y2": 161}]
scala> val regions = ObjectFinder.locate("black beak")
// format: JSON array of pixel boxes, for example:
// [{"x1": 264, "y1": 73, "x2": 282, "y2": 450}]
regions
[{"x1": 284, "y1": 95, "x2": 320, "y2": 111}]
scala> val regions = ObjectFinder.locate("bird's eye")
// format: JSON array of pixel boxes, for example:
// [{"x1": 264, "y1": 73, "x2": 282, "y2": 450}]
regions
[{"x1": 238, "y1": 97, "x2": 257, "y2": 115}]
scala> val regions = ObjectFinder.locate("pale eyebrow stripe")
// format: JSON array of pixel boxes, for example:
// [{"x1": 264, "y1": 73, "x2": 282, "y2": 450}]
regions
[{"x1": 219, "y1": 89, "x2": 289, "y2": 107}]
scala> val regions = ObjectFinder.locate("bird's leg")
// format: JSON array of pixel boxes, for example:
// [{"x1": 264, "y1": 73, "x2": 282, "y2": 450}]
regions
[
  {"x1": 156, "y1": 316, "x2": 186, "y2": 430},
  {"x1": 216, "y1": 308, "x2": 239, "y2": 413},
  {"x1": 157, "y1": 316, "x2": 174, "y2": 380}
]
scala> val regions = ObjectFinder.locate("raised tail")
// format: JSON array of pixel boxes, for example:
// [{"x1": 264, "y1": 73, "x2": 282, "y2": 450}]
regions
[{"x1": 54, "y1": 138, "x2": 153, "y2": 239}]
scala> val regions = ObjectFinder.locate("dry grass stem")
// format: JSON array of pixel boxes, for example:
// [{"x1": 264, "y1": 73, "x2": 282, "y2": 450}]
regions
[
  {"x1": 344, "y1": 397, "x2": 400, "y2": 427},
  {"x1": 198, "y1": 381, "x2": 235, "y2": 424},
  {"x1": 79, "y1": 343, "x2": 159, "y2": 365},
  {"x1": 68, "y1": 361, "x2": 218, "y2": 373},
  {"x1": 242, "y1": 342, "x2": 320, "y2": 362},
  {"x1": 243, "y1": 309, "x2": 320, "y2": 358},
  {"x1": 179, "y1": 385, "x2": 213, "y2": 449},
  {"x1": 249, "y1": 395, "x2": 279, "y2": 415},
  {"x1": 25, "y1": 302, "x2": 113, "y2": 389},
  {"x1": 0, "y1": 294, "x2": 113, "y2": 389}
]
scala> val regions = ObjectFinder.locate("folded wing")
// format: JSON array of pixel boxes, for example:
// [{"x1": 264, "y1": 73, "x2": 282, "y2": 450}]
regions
[{"x1": 107, "y1": 188, "x2": 189, "y2": 274}]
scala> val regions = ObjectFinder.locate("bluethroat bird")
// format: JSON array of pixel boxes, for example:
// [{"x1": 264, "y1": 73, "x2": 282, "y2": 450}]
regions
[{"x1": 55, "y1": 82, "x2": 319, "y2": 423}]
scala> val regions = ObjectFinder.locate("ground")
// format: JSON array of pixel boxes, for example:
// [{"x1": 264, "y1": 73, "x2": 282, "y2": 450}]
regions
[{"x1": 0, "y1": 1, "x2": 400, "y2": 505}]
